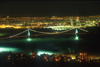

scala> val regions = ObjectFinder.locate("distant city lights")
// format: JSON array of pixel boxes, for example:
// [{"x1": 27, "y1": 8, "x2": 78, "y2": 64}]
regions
[{"x1": 72, "y1": 57, "x2": 76, "y2": 59}]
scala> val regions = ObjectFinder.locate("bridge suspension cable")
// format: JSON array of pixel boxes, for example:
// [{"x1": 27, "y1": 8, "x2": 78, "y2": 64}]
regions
[
  {"x1": 78, "y1": 28, "x2": 88, "y2": 32},
  {"x1": 9, "y1": 29, "x2": 28, "y2": 38}
]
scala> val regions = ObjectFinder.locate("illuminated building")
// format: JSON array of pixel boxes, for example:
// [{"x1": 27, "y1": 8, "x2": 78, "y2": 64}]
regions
[
  {"x1": 31, "y1": 51, "x2": 37, "y2": 59},
  {"x1": 83, "y1": 52, "x2": 88, "y2": 61},
  {"x1": 93, "y1": 21, "x2": 96, "y2": 26},
  {"x1": 76, "y1": 52, "x2": 88, "y2": 62},
  {"x1": 64, "y1": 56, "x2": 67, "y2": 61},
  {"x1": 70, "y1": 18, "x2": 73, "y2": 26},
  {"x1": 67, "y1": 57, "x2": 72, "y2": 61}
]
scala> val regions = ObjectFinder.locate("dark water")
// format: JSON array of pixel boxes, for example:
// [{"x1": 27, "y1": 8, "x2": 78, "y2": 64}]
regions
[{"x1": 0, "y1": 27, "x2": 100, "y2": 55}]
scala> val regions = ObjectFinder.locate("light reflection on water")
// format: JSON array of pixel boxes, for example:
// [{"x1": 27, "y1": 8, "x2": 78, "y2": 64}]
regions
[
  {"x1": 0, "y1": 28, "x2": 81, "y2": 54},
  {"x1": 0, "y1": 37, "x2": 78, "y2": 43},
  {"x1": 0, "y1": 37, "x2": 78, "y2": 54}
]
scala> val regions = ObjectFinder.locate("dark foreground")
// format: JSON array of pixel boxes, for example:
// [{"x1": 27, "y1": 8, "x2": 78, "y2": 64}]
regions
[
  {"x1": 1, "y1": 60, "x2": 100, "y2": 67},
  {"x1": 0, "y1": 52, "x2": 100, "y2": 67}
]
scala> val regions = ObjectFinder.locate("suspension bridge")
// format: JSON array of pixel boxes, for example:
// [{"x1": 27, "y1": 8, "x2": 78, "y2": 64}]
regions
[{"x1": 0, "y1": 27, "x2": 88, "y2": 40}]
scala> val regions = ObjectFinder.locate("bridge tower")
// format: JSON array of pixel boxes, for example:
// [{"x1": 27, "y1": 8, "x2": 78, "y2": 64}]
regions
[
  {"x1": 75, "y1": 28, "x2": 78, "y2": 40},
  {"x1": 28, "y1": 29, "x2": 30, "y2": 36},
  {"x1": 27, "y1": 28, "x2": 31, "y2": 41},
  {"x1": 75, "y1": 28, "x2": 78, "y2": 34}
]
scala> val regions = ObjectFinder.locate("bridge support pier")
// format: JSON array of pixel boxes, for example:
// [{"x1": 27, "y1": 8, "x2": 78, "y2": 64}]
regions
[
  {"x1": 75, "y1": 28, "x2": 78, "y2": 34},
  {"x1": 28, "y1": 29, "x2": 30, "y2": 36}
]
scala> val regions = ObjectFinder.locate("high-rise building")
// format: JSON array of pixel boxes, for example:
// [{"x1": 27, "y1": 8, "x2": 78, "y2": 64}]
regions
[
  {"x1": 70, "y1": 19, "x2": 73, "y2": 26},
  {"x1": 76, "y1": 52, "x2": 88, "y2": 62},
  {"x1": 83, "y1": 52, "x2": 88, "y2": 61},
  {"x1": 79, "y1": 52, "x2": 88, "y2": 60}
]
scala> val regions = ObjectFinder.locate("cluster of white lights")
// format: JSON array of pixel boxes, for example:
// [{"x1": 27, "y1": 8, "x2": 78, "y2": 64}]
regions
[
  {"x1": 75, "y1": 36, "x2": 79, "y2": 40},
  {"x1": 37, "y1": 51, "x2": 53, "y2": 56}
]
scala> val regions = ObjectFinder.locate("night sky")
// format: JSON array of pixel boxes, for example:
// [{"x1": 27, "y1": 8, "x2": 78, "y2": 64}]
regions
[{"x1": 0, "y1": 1, "x2": 100, "y2": 17}]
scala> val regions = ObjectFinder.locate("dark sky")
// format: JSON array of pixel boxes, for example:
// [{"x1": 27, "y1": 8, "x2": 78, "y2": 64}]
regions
[{"x1": 0, "y1": 1, "x2": 100, "y2": 17}]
